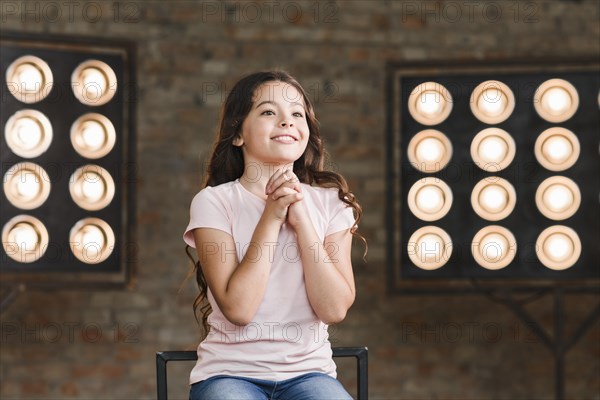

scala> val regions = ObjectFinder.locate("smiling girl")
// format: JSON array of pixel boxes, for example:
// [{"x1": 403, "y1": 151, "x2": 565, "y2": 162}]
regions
[{"x1": 184, "y1": 70, "x2": 366, "y2": 399}]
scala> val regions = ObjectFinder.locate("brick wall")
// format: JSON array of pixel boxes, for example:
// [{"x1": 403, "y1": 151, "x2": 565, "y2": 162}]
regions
[{"x1": 1, "y1": 1, "x2": 599, "y2": 398}]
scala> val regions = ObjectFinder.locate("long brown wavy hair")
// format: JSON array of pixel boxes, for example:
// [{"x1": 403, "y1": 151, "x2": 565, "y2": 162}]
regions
[{"x1": 186, "y1": 70, "x2": 367, "y2": 335}]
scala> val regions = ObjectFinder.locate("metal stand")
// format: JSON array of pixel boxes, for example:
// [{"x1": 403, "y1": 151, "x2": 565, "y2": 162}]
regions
[{"x1": 479, "y1": 287, "x2": 600, "y2": 400}]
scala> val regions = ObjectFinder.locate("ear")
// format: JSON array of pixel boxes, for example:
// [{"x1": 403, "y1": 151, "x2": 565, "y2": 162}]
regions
[{"x1": 232, "y1": 135, "x2": 244, "y2": 147}]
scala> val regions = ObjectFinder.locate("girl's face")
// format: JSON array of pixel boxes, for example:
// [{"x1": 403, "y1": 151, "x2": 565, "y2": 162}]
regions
[{"x1": 233, "y1": 81, "x2": 310, "y2": 167}]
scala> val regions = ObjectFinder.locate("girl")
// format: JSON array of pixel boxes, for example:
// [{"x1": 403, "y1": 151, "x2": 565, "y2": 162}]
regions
[{"x1": 183, "y1": 70, "x2": 366, "y2": 400}]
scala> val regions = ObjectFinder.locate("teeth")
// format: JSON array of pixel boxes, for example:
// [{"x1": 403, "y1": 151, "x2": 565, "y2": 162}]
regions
[{"x1": 272, "y1": 136, "x2": 295, "y2": 142}]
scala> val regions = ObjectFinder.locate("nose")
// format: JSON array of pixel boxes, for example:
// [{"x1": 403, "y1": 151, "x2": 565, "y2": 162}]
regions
[{"x1": 280, "y1": 116, "x2": 294, "y2": 128}]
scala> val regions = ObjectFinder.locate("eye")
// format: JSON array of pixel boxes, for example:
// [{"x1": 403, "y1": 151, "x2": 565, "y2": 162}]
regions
[
  {"x1": 293, "y1": 112, "x2": 304, "y2": 118},
  {"x1": 261, "y1": 110, "x2": 275, "y2": 116}
]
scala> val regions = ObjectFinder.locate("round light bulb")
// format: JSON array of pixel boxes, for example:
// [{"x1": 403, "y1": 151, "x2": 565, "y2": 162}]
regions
[
  {"x1": 542, "y1": 135, "x2": 572, "y2": 165},
  {"x1": 480, "y1": 233, "x2": 509, "y2": 263},
  {"x1": 472, "y1": 226, "x2": 517, "y2": 270},
  {"x1": 15, "y1": 117, "x2": 43, "y2": 150},
  {"x1": 18, "y1": 65, "x2": 43, "y2": 92},
  {"x1": 82, "y1": 68, "x2": 108, "y2": 95},
  {"x1": 415, "y1": 233, "x2": 444, "y2": 263},
  {"x1": 416, "y1": 91, "x2": 443, "y2": 116},
  {"x1": 408, "y1": 82, "x2": 453, "y2": 125},
  {"x1": 69, "y1": 218, "x2": 115, "y2": 264},
  {"x1": 542, "y1": 87, "x2": 571, "y2": 115},
  {"x1": 535, "y1": 80, "x2": 579, "y2": 123},
  {"x1": 478, "y1": 136, "x2": 507, "y2": 163},
  {"x1": 71, "y1": 60, "x2": 117, "y2": 106},
  {"x1": 81, "y1": 225, "x2": 106, "y2": 249},
  {"x1": 81, "y1": 120, "x2": 106, "y2": 149},
  {"x1": 416, "y1": 185, "x2": 444, "y2": 214},
  {"x1": 416, "y1": 138, "x2": 443, "y2": 163},
  {"x1": 543, "y1": 184, "x2": 573, "y2": 213},
  {"x1": 478, "y1": 88, "x2": 507, "y2": 117},
  {"x1": 15, "y1": 174, "x2": 41, "y2": 200},
  {"x1": 69, "y1": 165, "x2": 115, "y2": 211},
  {"x1": 544, "y1": 233, "x2": 573, "y2": 262},
  {"x1": 479, "y1": 185, "x2": 507, "y2": 213},
  {"x1": 12, "y1": 222, "x2": 38, "y2": 250},
  {"x1": 81, "y1": 175, "x2": 105, "y2": 202},
  {"x1": 2, "y1": 215, "x2": 49, "y2": 263}
]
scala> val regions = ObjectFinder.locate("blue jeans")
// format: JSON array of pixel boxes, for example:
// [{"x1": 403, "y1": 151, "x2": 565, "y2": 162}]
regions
[{"x1": 189, "y1": 372, "x2": 353, "y2": 400}]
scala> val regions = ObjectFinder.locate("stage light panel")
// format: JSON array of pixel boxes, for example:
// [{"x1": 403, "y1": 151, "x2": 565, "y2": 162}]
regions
[
  {"x1": 534, "y1": 79, "x2": 579, "y2": 123},
  {"x1": 470, "y1": 80, "x2": 515, "y2": 124},
  {"x1": 71, "y1": 60, "x2": 117, "y2": 106},
  {"x1": 535, "y1": 127, "x2": 580, "y2": 171},
  {"x1": 407, "y1": 82, "x2": 453, "y2": 126},
  {"x1": 5, "y1": 109, "x2": 53, "y2": 158},
  {"x1": 407, "y1": 226, "x2": 452, "y2": 270},
  {"x1": 5, "y1": 55, "x2": 53, "y2": 104},
  {"x1": 407, "y1": 177, "x2": 453, "y2": 221},
  {"x1": 1, "y1": 215, "x2": 49, "y2": 263},
  {"x1": 388, "y1": 59, "x2": 599, "y2": 291},
  {"x1": 407, "y1": 129, "x2": 453, "y2": 173},
  {"x1": 1, "y1": 33, "x2": 135, "y2": 288},
  {"x1": 471, "y1": 128, "x2": 516, "y2": 172},
  {"x1": 70, "y1": 113, "x2": 116, "y2": 159},
  {"x1": 3, "y1": 162, "x2": 51, "y2": 210}
]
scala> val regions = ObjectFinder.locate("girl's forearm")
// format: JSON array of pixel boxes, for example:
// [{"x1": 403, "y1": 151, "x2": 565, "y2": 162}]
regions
[
  {"x1": 222, "y1": 215, "x2": 282, "y2": 325},
  {"x1": 293, "y1": 219, "x2": 355, "y2": 325}
]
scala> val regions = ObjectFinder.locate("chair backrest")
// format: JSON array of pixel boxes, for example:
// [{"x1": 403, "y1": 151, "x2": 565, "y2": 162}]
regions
[{"x1": 156, "y1": 346, "x2": 368, "y2": 400}]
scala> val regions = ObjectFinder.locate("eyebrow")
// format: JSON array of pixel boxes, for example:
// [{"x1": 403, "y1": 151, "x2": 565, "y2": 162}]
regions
[{"x1": 255, "y1": 100, "x2": 305, "y2": 110}]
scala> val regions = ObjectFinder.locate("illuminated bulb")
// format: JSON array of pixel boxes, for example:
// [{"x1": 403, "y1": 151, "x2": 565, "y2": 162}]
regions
[
  {"x1": 480, "y1": 233, "x2": 509, "y2": 263},
  {"x1": 17, "y1": 64, "x2": 43, "y2": 92},
  {"x1": 543, "y1": 233, "x2": 573, "y2": 262},
  {"x1": 82, "y1": 68, "x2": 107, "y2": 93},
  {"x1": 81, "y1": 175, "x2": 105, "y2": 202},
  {"x1": 478, "y1": 136, "x2": 507, "y2": 163},
  {"x1": 542, "y1": 135, "x2": 572, "y2": 165},
  {"x1": 81, "y1": 120, "x2": 106, "y2": 149},
  {"x1": 543, "y1": 184, "x2": 573, "y2": 213},
  {"x1": 15, "y1": 173, "x2": 41, "y2": 200},
  {"x1": 15, "y1": 117, "x2": 43, "y2": 150},
  {"x1": 478, "y1": 88, "x2": 507, "y2": 117},
  {"x1": 416, "y1": 138, "x2": 443, "y2": 163},
  {"x1": 479, "y1": 185, "x2": 507, "y2": 213},
  {"x1": 69, "y1": 218, "x2": 115, "y2": 264},
  {"x1": 81, "y1": 224, "x2": 106, "y2": 249},
  {"x1": 2, "y1": 215, "x2": 49, "y2": 263},
  {"x1": 11, "y1": 222, "x2": 38, "y2": 250},
  {"x1": 70, "y1": 165, "x2": 115, "y2": 211},
  {"x1": 416, "y1": 186, "x2": 444, "y2": 214},
  {"x1": 416, "y1": 91, "x2": 443, "y2": 116},
  {"x1": 415, "y1": 233, "x2": 444, "y2": 263},
  {"x1": 542, "y1": 87, "x2": 571, "y2": 115}
]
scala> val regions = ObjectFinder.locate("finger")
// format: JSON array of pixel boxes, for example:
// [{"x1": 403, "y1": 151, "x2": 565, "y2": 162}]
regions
[
  {"x1": 269, "y1": 168, "x2": 300, "y2": 194},
  {"x1": 270, "y1": 186, "x2": 297, "y2": 201},
  {"x1": 265, "y1": 168, "x2": 287, "y2": 194},
  {"x1": 279, "y1": 190, "x2": 304, "y2": 206}
]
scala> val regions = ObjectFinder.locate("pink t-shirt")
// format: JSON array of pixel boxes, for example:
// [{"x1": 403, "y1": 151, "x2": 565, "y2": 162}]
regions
[{"x1": 183, "y1": 178, "x2": 355, "y2": 384}]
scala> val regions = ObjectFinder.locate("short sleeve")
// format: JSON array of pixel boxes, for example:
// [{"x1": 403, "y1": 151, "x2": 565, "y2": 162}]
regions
[
  {"x1": 183, "y1": 187, "x2": 232, "y2": 248},
  {"x1": 325, "y1": 190, "x2": 356, "y2": 237}
]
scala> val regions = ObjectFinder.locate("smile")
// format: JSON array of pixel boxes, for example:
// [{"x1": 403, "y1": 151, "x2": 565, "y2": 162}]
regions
[{"x1": 271, "y1": 135, "x2": 297, "y2": 143}]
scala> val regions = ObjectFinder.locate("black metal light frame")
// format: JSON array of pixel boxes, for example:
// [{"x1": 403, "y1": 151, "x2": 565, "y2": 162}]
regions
[
  {"x1": 386, "y1": 58, "x2": 600, "y2": 295},
  {"x1": 0, "y1": 31, "x2": 136, "y2": 289}
]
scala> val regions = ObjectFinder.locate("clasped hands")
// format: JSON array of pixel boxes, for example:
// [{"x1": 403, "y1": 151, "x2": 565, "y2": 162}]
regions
[{"x1": 264, "y1": 167, "x2": 308, "y2": 228}]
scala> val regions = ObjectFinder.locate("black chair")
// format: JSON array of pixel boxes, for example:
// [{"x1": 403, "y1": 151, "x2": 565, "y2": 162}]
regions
[{"x1": 156, "y1": 347, "x2": 368, "y2": 400}]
